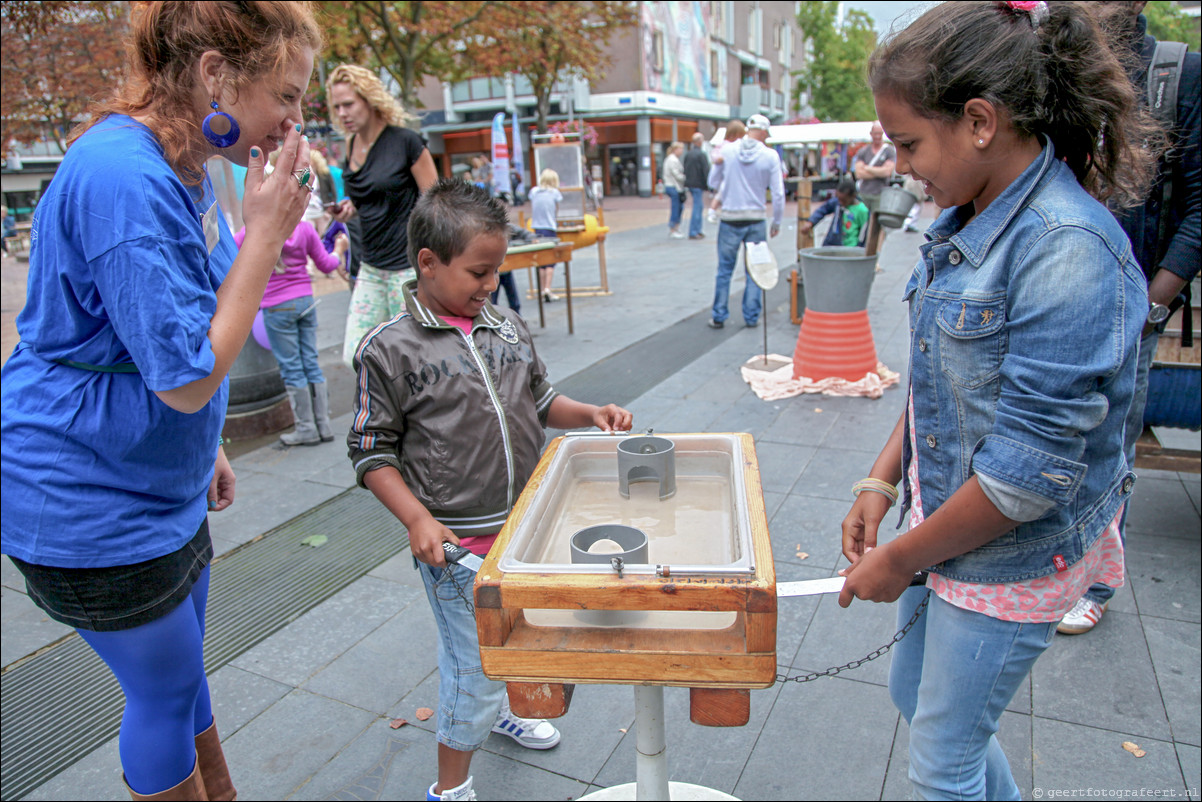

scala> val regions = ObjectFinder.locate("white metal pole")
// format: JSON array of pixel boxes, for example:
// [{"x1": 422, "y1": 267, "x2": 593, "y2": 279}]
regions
[{"x1": 634, "y1": 685, "x2": 669, "y2": 801}]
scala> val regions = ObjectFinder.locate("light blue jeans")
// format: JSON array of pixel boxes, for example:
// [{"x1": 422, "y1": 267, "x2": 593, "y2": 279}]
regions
[
  {"x1": 418, "y1": 561, "x2": 506, "y2": 751},
  {"x1": 666, "y1": 187, "x2": 683, "y2": 230},
  {"x1": 1087, "y1": 326, "x2": 1159, "y2": 605},
  {"x1": 890, "y1": 587, "x2": 1056, "y2": 800},
  {"x1": 262, "y1": 295, "x2": 323, "y2": 387},
  {"x1": 712, "y1": 220, "x2": 766, "y2": 325}
]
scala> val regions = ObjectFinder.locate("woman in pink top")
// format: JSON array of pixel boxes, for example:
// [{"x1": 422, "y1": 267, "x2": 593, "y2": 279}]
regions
[{"x1": 235, "y1": 222, "x2": 348, "y2": 445}]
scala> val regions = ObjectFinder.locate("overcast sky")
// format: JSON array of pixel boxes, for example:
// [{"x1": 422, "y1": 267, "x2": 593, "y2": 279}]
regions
[{"x1": 844, "y1": 0, "x2": 940, "y2": 36}]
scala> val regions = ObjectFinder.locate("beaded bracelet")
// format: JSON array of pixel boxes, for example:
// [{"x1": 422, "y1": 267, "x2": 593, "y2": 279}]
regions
[{"x1": 852, "y1": 477, "x2": 899, "y2": 506}]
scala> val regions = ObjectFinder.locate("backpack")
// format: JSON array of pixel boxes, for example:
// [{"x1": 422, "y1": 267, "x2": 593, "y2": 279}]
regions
[
  {"x1": 1147, "y1": 41, "x2": 1186, "y2": 263},
  {"x1": 1147, "y1": 41, "x2": 1190, "y2": 345}
]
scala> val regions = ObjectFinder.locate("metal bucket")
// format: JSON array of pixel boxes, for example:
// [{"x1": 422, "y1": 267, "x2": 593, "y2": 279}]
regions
[
  {"x1": 798, "y1": 247, "x2": 877, "y2": 314},
  {"x1": 227, "y1": 336, "x2": 286, "y2": 414},
  {"x1": 876, "y1": 185, "x2": 918, "y2": 229}
]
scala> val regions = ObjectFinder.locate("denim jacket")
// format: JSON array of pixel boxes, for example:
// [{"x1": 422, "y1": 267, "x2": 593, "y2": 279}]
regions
[{"x1": 901, "y1": 141, "x2": 1145, "y2": 584}]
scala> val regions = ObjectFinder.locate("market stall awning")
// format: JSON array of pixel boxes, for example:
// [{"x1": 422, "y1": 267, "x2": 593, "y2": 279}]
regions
[{"x1": 767, "y1": 121, "x2": 877, "y2": 146}]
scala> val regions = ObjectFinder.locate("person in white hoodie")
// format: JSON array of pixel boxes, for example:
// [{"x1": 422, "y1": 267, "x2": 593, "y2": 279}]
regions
[{"x1": 705, "y1": 114, "x2": 785, "y2": 328}]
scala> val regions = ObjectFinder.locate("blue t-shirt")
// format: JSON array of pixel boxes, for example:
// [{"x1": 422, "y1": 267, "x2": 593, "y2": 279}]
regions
[{"x1": 0, "y1": 115, "x2": 236, "y2": 568}]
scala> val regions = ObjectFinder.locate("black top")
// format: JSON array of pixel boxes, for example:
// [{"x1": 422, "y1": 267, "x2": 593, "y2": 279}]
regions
[
  {"x1": 343, "y1": 125, "x2": 428, "y2": 271},
  {"x1": 683, "y1": 147, "x2": 710, "y2": 190},
  {"x1": 1114, "y1": 15, "x2": 1200, "y2": 286}
]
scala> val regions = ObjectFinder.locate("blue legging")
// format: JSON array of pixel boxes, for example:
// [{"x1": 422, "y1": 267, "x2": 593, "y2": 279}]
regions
[{"x1": 79, "y1": 565, "x2": 213, "y2": 794}]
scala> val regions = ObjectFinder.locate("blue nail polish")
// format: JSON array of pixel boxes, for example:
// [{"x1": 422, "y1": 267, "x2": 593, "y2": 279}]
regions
[
  {"x1": 250, "y1": 147, "x2": 259, "y2": 158},
  {"x1": 295, "y1": 123, "x2": 302, "y2": 132}
]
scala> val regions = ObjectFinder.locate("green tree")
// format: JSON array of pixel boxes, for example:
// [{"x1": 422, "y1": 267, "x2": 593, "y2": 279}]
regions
[
  {"x1": 316, "y1": 1, "x2": 499, "y2": 112},
  {"x1": 1, "y1": 0, "x2": 129, "y2": 155},
  {"x1": 469, "y1": 1, "x2": 638, "y2": 134},
  {"x1": 1144, "y1": 0, "x2": 1200, "y2": 51},
  {"x1": 792, "y1": 2, "x2": 877, "y2": 123}
]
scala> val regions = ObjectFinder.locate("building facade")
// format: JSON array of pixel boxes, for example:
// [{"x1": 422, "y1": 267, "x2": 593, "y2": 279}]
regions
[{"x1": 413, "y1": 0, "x2": 803, "y2": 198}]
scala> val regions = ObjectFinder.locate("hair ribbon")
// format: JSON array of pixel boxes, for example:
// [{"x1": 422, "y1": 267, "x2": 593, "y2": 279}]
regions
[{"x1": 1005, "y1": 0, "x2": 1048, "y2": 29}]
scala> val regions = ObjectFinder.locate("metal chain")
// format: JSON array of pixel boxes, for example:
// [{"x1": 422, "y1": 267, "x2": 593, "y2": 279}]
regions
[
  {"x1": 776, "y1": 592, "x2": 930, "y2": 684},
  {"x1": 446, "y1": 565, "x2": 476, "y2": 617}
]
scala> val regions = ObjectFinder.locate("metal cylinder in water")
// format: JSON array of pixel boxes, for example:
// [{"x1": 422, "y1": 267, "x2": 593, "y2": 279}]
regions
[
  {"x1": 875, "y1": 185, "x2": 919, "y2": 229},
  {"x1": 617, "y1": 436, "x2": 676, "y2": 500},
  {"x1": 570, "y1": 524, "x2": 650, "y2": 565},
  {"x1": 798, "y1": 246, "x2": 877, "y2": 314}
]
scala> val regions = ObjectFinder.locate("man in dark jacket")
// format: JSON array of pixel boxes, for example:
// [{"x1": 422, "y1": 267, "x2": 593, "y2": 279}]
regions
[
  {"x1": 1060, "y1": 2, "x2": 1200, "y2": 636},
  {"x1": 683, "y1": 132, "x2": 711, "y2": 239}
]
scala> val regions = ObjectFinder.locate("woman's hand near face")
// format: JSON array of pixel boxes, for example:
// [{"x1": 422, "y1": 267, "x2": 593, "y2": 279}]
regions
[
  {"x1": 242, "y1": 125, "x2": 311, "y2": 248},
  {"x1": 154, "y1": 126, "x2": 313, "y2": 415}
]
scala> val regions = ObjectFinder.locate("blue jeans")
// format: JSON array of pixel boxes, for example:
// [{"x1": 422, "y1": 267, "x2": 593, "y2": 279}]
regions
[
  {"x1": 666, "y1": 187, "x2": 683, "y2": 230},
  {"x1": 712, "y1": 220, "x2": 766, "y2": 325},
  {"x1": 687, "y1": 187, "x2": 704, "y2": 237},
  {"x1": 491, "y1": 272, "x2": 521, "y2": 313},
  {"x1": 890, "y1": 587, "x2": 1056, "y2": 800},
  {"x1": 263, "y1": 295, "x2": 323, "y2": 387},
  {"x1": 1087, "y1": 326, "x2": 1160, "y2": 605},
  {"x1": 419, "y1": 561, "x2": 506, "y2": 751}
]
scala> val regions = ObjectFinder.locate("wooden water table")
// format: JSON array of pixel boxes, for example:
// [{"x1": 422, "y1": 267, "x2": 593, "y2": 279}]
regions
[{"x1": 475, "y1": 432, "x2": 775, "y2": 799}]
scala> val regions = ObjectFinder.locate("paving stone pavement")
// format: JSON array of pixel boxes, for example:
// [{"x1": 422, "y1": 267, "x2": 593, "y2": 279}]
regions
[{"x1": 3, "y1": 196, "x2": 1199, "y2": 801}]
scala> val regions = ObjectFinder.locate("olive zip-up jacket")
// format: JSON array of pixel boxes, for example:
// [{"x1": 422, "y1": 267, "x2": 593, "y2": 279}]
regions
[{"x1": 347, "y1": 280, "x2": 558, "y2": 537}]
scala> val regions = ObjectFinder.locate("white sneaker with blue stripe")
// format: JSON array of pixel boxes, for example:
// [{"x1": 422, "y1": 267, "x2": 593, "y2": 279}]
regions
[{"x1": 491, "y1": 697, "x2": 562, "y2": 749}]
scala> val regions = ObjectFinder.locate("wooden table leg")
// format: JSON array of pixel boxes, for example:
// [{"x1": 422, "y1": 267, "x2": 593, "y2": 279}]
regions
[
  {"x1": 563, "y1": 257, "x2": 574, "y2": 334},
  {"x1": 534, "y1": 264, "x2": 545, "y2": 328}
]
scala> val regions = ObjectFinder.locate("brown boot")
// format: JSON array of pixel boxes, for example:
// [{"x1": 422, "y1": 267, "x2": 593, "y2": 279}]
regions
[
  {"x1": 124, "y1": 759, "x2": 207, "y2": 800},
  {"x1": 194, "y1": 720, "x2": 237, "y2": 801}
]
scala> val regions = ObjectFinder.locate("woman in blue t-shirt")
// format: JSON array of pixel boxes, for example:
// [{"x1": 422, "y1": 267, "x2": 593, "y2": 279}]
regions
[{"x1": 0, "y1": 4, "x2": 322, "y2": 799}]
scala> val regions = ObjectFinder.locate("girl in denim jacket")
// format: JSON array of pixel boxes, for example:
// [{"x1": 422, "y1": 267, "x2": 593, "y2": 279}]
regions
[{"x1": 837, "y1": 3, "x2": 1164, "y2": 799}]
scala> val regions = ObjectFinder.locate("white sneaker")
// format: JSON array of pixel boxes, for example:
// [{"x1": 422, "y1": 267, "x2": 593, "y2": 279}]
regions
[
  {"x1": 492, "y1": 698, "x2": 562, "y2": 749},
  {"x1": 1057, "y1": 597, "x2": 1108, "y2": 635},
  {"x1": 543, "y1": 290, "x2": 559, "y2": 303},
  {"x1": 670, "y1": 230, "x2": 685, "y2": 239},
  {"x1": 427, "y1": 776, "x2": 476, "y2": 801}
]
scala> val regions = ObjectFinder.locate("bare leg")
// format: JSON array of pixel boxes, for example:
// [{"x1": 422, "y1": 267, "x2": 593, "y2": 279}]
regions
[{"x1": 435, "y1": 744, "x2": 474, "y2": 795}]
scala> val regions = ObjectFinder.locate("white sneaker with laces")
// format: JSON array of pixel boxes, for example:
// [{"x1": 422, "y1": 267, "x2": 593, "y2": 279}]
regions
[
  {"x1": 427, "y1": 776, "x2": 476, "y2": 801},
  {"x1": 492, "y1": 698, "x2": 562, "y2": 749},
  {"x1": 1057, "y1": 597, "x2": 1108, "y2": 635}
]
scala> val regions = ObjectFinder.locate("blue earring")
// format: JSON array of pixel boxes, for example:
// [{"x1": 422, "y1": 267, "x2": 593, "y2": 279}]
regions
[{"x1": 202, "y1": 100, "x2": 240, "y2": 148}]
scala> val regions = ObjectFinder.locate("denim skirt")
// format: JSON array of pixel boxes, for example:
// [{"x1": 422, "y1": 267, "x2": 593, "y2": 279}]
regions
[{"x1": 9, "y1": 519, "x2": 213, "y2": 632}]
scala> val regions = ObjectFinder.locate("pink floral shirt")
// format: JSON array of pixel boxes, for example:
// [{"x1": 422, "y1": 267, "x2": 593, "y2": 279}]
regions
[{"x1": 904, "y1": 394, "x2": 1125, "y2": 623}]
